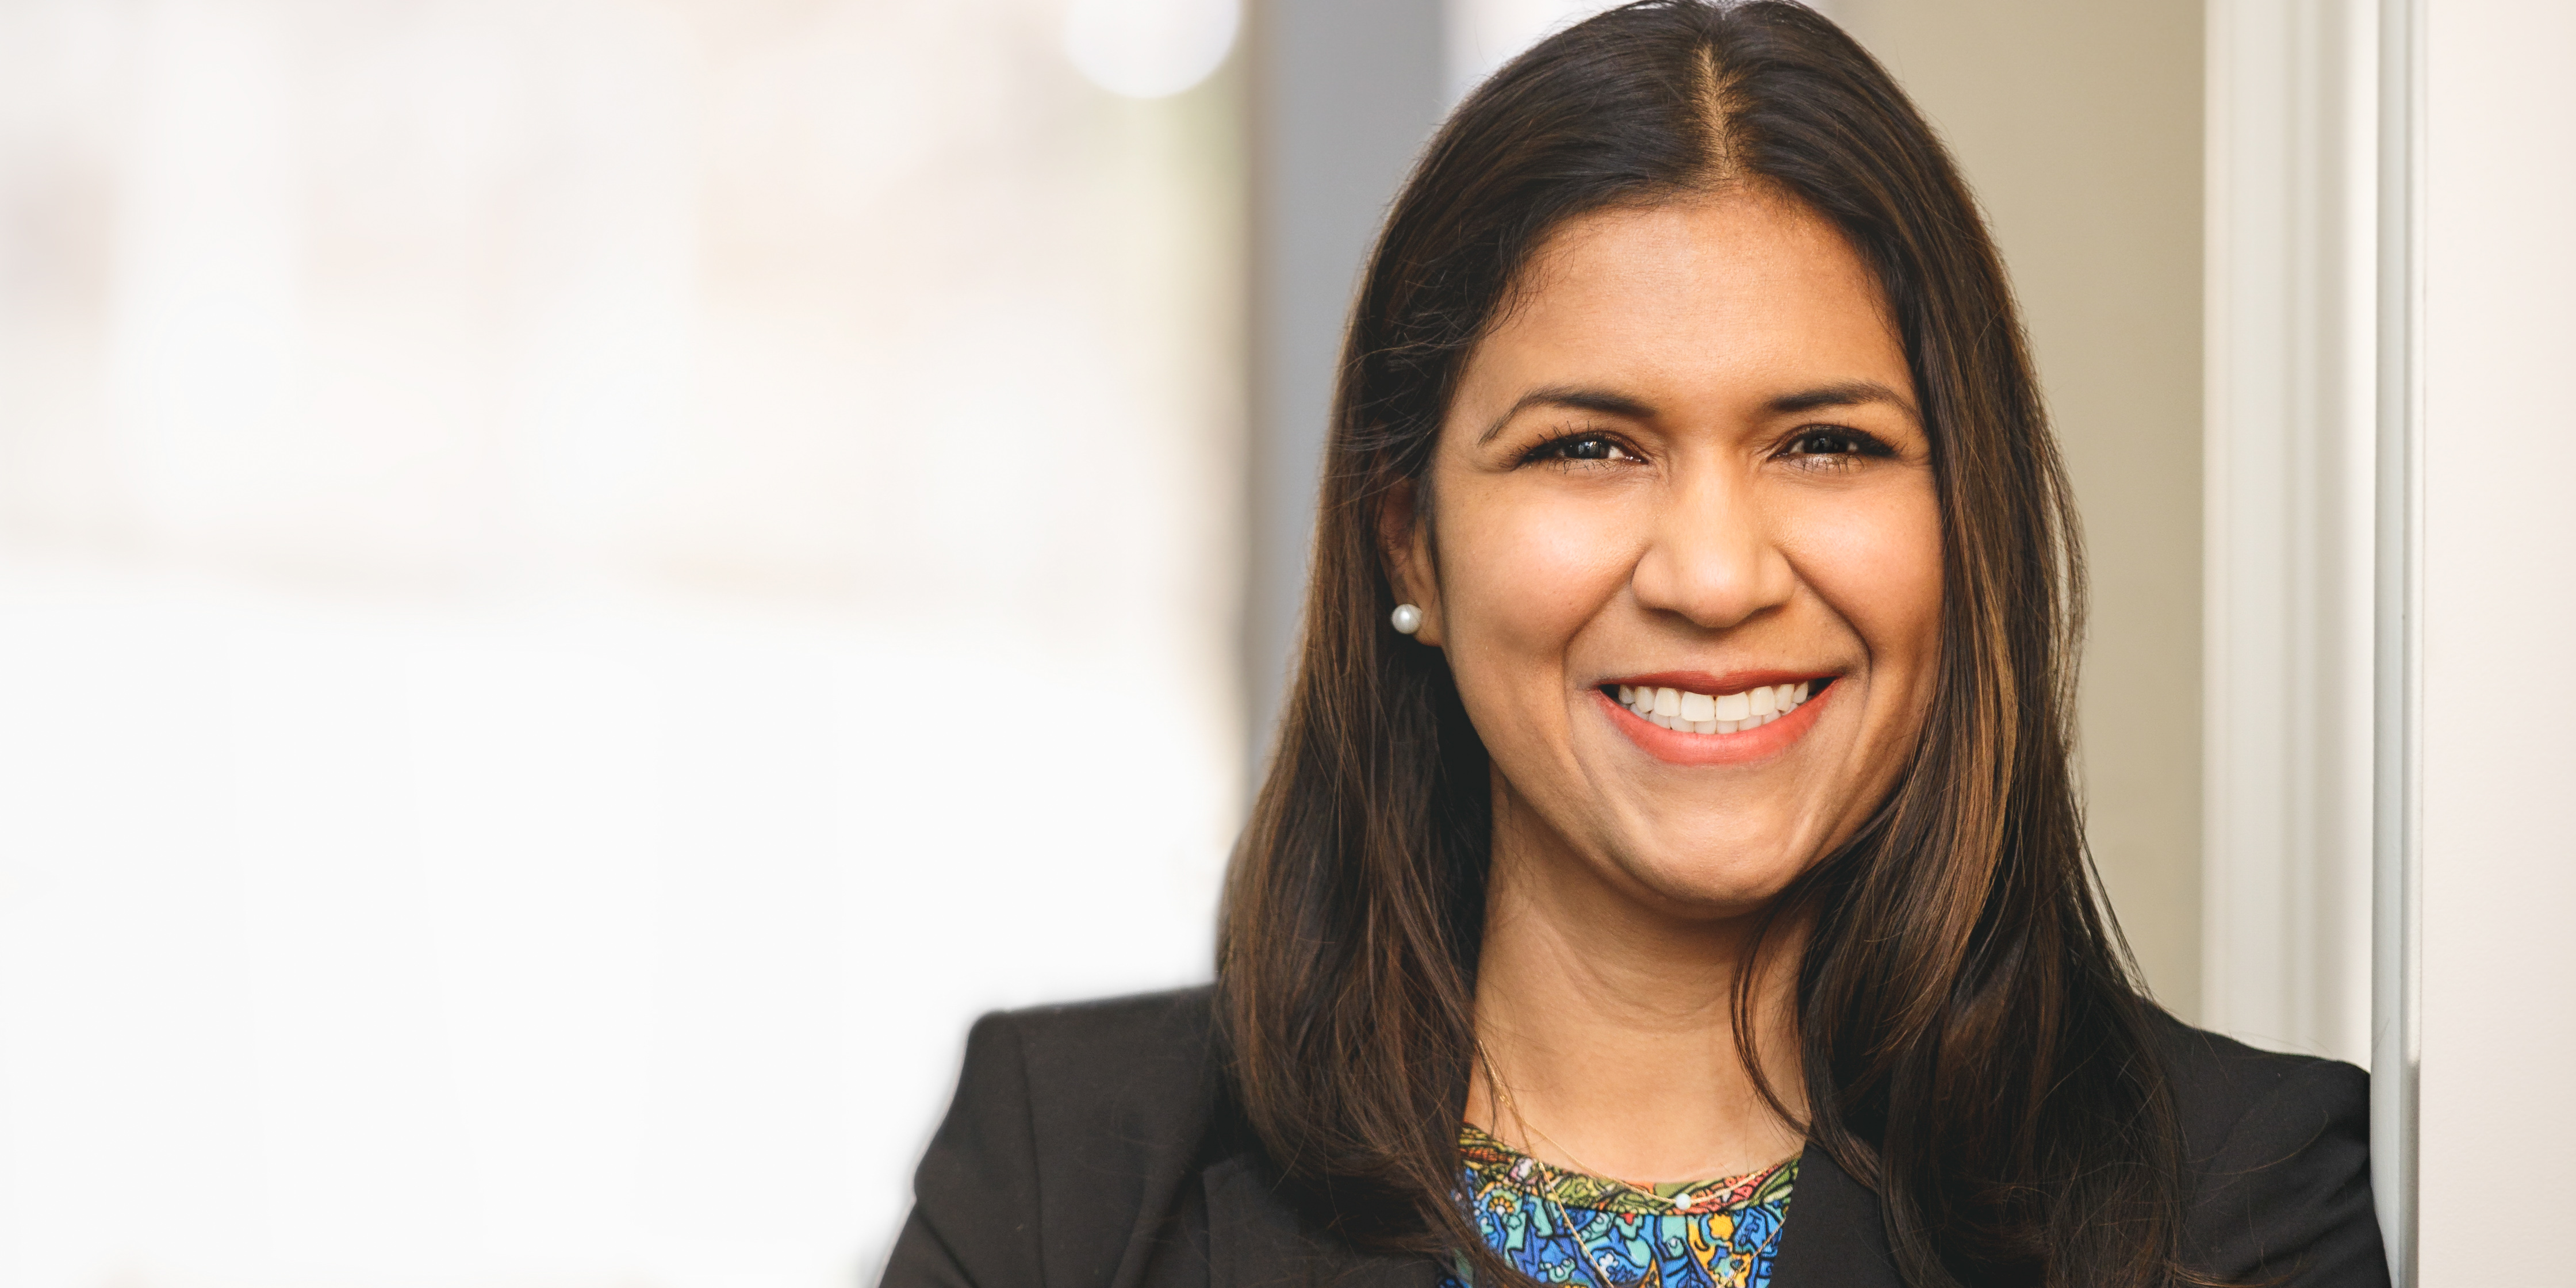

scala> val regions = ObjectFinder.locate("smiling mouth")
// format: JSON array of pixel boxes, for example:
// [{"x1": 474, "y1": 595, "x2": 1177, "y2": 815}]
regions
[{"x1": 1605, "y1": 677, "x2": 1835, "y2": 735}]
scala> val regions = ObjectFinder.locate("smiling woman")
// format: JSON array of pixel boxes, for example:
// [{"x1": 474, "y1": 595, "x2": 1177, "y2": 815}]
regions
[
  {"x1": 1392, "y1": 194, "x2": 1941, "y2": 915},
  {"x1": 881, "y1": 5, "x2": 2386, "y2": 1288}
]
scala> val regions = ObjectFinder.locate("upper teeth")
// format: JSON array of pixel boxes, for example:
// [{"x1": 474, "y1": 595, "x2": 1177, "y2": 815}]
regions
[{"x1": 1615, "y1": 681, "x2": 1813, "y2": 735}]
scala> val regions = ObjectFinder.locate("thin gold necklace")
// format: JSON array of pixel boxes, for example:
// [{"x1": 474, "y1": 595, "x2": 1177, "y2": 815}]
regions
[
  {"x1": 1475, "y1": 1042, "x2": 1646, "y2": 1288},
  {"x1": 1473, "y1": 1040, "x2": 1793, "y2": 1207},
  {"x1": 1471, "y1": 1044, "x2": 1797, "y2": 1287},
  {"x1": 1474, "y1": 1040, "x2": 1658, "y2": 1197}
]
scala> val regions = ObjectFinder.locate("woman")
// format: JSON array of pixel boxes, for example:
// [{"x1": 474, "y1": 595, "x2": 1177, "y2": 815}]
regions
[{"x1": 884, "y1": 3, "x2": 2384, "y2": 1286}]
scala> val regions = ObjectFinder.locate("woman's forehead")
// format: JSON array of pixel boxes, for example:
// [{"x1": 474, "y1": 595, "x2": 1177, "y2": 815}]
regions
[{"x1": 1466, "y1": 195, "x2": 1911, "y2": 418}]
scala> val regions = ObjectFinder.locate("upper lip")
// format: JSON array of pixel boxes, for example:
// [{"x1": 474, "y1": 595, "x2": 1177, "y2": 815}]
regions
[{"x1": 1598, "y1": 669, "x2": 1835, "y2": 694}]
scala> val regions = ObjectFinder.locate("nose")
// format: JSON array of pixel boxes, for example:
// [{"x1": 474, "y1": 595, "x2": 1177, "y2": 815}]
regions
[{"x1": 1628, "y1": 470, "x2": 1796, "y2": 631}]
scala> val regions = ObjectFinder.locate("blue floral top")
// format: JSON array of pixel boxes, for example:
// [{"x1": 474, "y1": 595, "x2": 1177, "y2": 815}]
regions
[{"x1": 1443, "y1": 1124, "x2": 1797, "y2": 1287}]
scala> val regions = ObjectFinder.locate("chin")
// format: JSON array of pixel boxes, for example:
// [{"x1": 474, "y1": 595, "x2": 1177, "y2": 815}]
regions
[{"x1": 1620, "y1": 844, "x2": 1811, "y2": 918}]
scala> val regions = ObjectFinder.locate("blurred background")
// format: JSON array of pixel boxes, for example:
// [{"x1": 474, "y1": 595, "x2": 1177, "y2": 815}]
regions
[
  {"x1": 0, "y1": 1, "x2": 1245, "y2": 1285},
  {"x1": 0, "y1": 2, "x2": 2230, "y2": 1287}
]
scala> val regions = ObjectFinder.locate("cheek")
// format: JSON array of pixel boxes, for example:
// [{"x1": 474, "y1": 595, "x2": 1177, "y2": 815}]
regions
[
  {"x1": 1440, "y1": 490, "x2": 1636, "y2": 673},
  {"x1": 1779, "y1": 484, "x2": 1942, "y2": 668}
]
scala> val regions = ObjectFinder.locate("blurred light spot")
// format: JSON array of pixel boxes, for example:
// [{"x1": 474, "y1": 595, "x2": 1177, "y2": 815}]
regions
[
  {"x1": 1063, "y1": 0, "x2": 1240, "y2": 99},
  {"x1": 1443, "y1": 0, "x2": 1623, "y2": 103}
]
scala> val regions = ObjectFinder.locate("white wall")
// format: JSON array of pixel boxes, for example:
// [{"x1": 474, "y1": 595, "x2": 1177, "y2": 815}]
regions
[{"x1": 2405, "y1": 0, "x2": 2576, "y2": 1279}]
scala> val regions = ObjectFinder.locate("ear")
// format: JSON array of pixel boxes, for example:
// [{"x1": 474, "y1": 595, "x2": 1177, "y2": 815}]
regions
[{"x1": 1377, "y1": 477, "x2": 1444, "y2": 647}]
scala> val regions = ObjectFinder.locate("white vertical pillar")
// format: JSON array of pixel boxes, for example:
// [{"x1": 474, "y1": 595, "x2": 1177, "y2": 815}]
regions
[
  {"x1": 2202, "y1": 0, "x2": 2377, "y2": 1066},
  {"x1": 2372, "y1": 0, "x2": 2421, "y2": 1272},
  {"x1": 2399, "y1": 0, "x2": 2576, "y2": 1281}
]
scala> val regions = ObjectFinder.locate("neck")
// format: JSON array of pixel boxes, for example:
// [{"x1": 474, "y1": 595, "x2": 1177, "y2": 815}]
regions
[{"x1": 1465, "y1": 791, "x2": 1810, "y2": 1184}]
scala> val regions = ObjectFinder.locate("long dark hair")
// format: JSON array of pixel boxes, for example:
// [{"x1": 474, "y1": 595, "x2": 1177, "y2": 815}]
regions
[{"x1": 1216, "y1": 4, "x2": 2185, "y2": 1286}]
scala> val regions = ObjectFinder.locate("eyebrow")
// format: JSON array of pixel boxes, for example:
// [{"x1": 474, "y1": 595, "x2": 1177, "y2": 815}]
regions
[
  {"x1": 1765, "y1": 379, "x2": 1918, "y2": 418},
  {"x1": 1475, "y1": 386, "x2": 1655, "y2": 444},
  {"x1": 1474, "y1": 378, "x2": 1919, "y2": 444}
]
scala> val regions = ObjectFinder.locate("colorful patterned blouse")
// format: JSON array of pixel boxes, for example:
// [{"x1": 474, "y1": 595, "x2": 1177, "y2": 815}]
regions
[{"x1": 1444, "y1": 1124, "x2": 1797, "y2": 1288}]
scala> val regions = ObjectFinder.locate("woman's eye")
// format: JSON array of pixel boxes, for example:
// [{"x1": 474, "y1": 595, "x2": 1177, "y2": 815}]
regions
[
  {"x1": 1780, "y1": 427, "x2": 1893, "y2": 463},
  {"x1": 1531, "y1": 434, "x2": 1636, "y2": 464}
]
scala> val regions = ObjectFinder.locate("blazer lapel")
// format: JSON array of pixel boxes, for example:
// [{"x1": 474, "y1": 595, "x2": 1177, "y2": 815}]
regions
[{"x1": 1769, "y1": 1146, "x2": 1903, "y2": 1288}]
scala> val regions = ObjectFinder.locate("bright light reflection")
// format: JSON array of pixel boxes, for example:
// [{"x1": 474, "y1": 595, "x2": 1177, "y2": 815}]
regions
[{"x1": 1064, "y1": 0, "x2": 1242, "y2": 99}]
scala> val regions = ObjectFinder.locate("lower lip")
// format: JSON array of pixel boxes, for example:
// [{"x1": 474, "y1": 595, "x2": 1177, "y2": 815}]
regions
[{"x1": 1598, "y1": 682, "x2": 1837, "y2": 766}]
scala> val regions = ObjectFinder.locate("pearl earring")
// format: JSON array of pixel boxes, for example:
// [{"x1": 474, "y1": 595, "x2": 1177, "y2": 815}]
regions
[{"x1": 1390, "y1": 603, "x2": 1424, "y2": 635}]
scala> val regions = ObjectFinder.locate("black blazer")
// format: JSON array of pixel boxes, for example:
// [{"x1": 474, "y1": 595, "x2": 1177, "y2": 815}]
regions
[{"x1": 881, "y1": 987, "x2": 2387, "y2": 1288}]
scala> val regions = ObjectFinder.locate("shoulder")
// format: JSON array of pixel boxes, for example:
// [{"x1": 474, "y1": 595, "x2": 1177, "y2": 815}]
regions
[
  {"x1": 946, "y1": 985, "x2": 1222, "y2": 1164},
  {"x1": 2148, "y1": 1010, "x2": 2368, "y2": 1157},
  {"x1": 881, "y1": 987, "x2": 1224, "y2": 1288},
  {"x1": 2145, "y1": 1011, "x2": 2390, "y2": 1286},
  {"x1": 947, "y1": 983, "x2": 1222, "y2": 1180},
  {"x1": 983, "y1": 984, "x2": 1221, "y2": 1101}
]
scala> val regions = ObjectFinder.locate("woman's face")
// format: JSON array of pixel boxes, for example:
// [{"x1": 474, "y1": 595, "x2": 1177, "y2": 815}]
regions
[{"x1": 1390, "y1": 190, "x2": 1941, "y2": 918}]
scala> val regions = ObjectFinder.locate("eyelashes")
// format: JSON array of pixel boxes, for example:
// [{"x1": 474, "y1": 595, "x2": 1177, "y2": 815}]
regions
[
  {"x1": 1513, "y1": 425, "x2": 1899, "y2": 469},
  {"x1": 1777, "y1": 427, "x2": 1897, "y2": 461},
  {"x1": 1519, "y1": 431, "x2": 1640, "y2": 466}
]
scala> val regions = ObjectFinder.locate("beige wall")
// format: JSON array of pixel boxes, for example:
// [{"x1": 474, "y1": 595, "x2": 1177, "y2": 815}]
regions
[{"x1": 1835, "y1": 1, "x2": 2206, "y2": 1017}]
